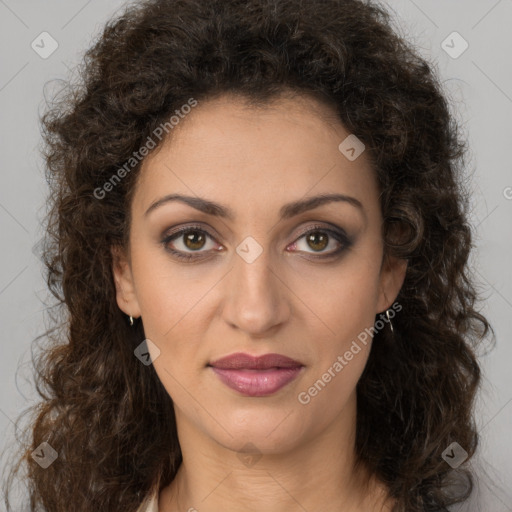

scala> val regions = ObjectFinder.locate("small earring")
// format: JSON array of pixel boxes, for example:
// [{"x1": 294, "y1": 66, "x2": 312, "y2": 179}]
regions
[
  {"x1": 129, "y1": 315, "x2": 134, "y2": 326},
  {"x1": 385, "y1": 309, "x2": 394, "y2": 333}
]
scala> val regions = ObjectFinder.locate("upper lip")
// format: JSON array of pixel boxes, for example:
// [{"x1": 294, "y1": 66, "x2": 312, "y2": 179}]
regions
[{"x1": 209, "y1": 352, "x2": 303, "y2": 370}]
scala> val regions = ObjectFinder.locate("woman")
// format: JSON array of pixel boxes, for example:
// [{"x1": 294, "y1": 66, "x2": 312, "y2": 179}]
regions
[{"x1": 2, "y1": 0, "x2": 493, "y2": 511}]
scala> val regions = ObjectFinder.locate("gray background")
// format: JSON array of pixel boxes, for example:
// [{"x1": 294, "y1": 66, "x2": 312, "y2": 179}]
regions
[{"x1": 0, "y1": 1, "x2": 511, "y2": 510}]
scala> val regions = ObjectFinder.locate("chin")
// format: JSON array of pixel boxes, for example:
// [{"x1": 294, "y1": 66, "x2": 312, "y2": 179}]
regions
[{"x1": 210, "y1": 406, "x2": 306, "y2": 454}]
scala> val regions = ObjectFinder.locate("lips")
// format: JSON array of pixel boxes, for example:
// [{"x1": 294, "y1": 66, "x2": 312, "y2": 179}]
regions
[
  {"x1": 209, "y1": 352, "x2": 304, "y2": 397},
  {"x1": 210, "y1": 352, "x2": 303, "y2": 370}
]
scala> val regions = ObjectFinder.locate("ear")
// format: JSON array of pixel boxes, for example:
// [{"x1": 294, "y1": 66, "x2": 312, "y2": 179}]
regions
[
  {"x1": 375, "y1": 252, "x2": 408, "y2": 314},
  {"x1": 111, "y1": 245, "x2": 141, "y2": 318}
]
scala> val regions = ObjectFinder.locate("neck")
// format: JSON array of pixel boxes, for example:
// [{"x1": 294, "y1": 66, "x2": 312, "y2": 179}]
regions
[{"x1": 158, "y1": 394, "x2": 393, "y2": 512}]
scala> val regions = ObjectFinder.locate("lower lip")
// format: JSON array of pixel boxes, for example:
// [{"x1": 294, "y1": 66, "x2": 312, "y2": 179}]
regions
[{"x1": 210, "y1": 367, "x2": 303, "y2": 397}]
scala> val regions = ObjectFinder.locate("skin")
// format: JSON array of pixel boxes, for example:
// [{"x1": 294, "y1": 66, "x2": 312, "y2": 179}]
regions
[{"x1": 112, "y1": 92, "x2": 407, "y2": 511}]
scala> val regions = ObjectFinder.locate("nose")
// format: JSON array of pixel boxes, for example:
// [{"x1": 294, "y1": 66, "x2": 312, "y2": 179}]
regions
[{"x1": 221, "y1": 242, "x2": 290, "y2": 337}]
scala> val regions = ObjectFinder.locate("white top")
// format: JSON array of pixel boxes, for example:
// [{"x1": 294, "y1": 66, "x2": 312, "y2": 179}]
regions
[{"x1": 136, "y1": 490, "x2": 159, "y2": 512}]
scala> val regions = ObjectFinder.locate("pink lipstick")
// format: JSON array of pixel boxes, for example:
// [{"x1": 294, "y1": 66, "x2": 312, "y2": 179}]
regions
[{"x1": 208, "y1": 352, "x2": 304, "y2": 397}]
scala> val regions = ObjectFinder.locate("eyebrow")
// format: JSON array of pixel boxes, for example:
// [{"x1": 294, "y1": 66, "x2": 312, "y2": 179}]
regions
[{"x1": 144, "y1": 192, "x2": 366, "y2": 222}]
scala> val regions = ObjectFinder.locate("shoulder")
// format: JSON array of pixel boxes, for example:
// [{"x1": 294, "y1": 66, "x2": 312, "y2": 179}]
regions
[{"x1": 136, "y1": 489, "x2": 159, "y2": 512}]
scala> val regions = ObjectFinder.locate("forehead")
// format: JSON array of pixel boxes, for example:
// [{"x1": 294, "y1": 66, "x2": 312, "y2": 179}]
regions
[{"x1": 133, "y1": 93, "x2": 379, "y2": 220}]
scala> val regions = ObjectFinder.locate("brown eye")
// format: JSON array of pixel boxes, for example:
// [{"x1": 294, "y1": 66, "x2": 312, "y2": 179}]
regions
[
  {"x1": 290, "y1": 225, "x2": 352, "y2": 259},
  {"x1": 305, "y1": 231, "x2": 329, "y2": 252},
  {"x1": 162, "y1": 225, "x2": 219, "y2": 260},
  {"x1": 183, "y1": 230, "x2": 207, "y2": 251}
]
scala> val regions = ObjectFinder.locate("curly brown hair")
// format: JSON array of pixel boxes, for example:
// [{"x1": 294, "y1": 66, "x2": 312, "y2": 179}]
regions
[{"x1": 2, "y1": 0, "x2": 494, "y2": 510}]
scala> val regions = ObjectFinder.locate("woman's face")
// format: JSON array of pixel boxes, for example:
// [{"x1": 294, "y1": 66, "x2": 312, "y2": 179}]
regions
[{"x1": 113, "y1": 93, "x2": 406, "y2": 456}]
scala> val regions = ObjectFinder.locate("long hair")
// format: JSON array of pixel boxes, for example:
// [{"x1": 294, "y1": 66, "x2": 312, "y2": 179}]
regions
[{"x1": 2, "y1": 0, "x2": 494, "y2": 510}]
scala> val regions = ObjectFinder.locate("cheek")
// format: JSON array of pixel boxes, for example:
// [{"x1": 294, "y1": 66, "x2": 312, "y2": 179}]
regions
[
  {"x1": 296, "y1": 257, "x2": 381, "y2": 346},
  {"x1": 295, "y1": 252, "x2": 382, "y2": 399},
  {"x1": 130, "y1": 245, "x2": 206, "y2": 339},
  {"x1": 297, "y1": 290, "x2": 375, "y2": 417}
]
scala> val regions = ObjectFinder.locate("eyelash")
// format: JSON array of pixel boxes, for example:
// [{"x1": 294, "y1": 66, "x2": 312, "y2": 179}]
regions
[{"x1": 161, "y1": 224, "x2": 352, "y2": 261}]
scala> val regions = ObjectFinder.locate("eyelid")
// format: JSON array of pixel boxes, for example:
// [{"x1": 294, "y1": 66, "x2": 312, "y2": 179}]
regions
[
  {"x1": 161, "y1": 223, "x2": 220, "y2": 251},
  {"x1": 162, "y1": 223, "x2": 218, "y2": 241},
  {"x1": 293, "y1": 221, "x2": 347, "y2": 240}
]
